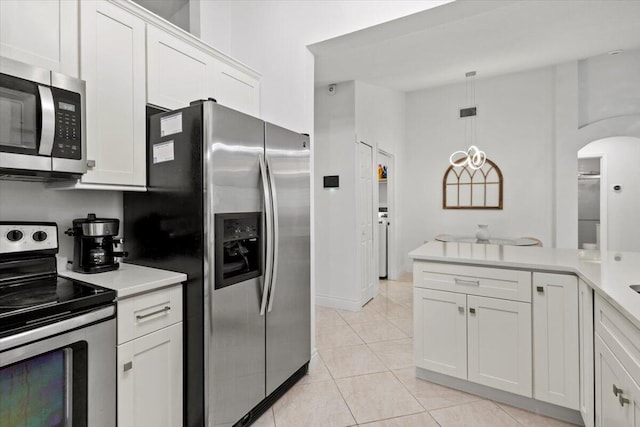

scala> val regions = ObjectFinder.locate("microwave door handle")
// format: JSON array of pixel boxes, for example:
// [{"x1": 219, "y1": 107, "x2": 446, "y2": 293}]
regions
[
  {"x1": 266, "y1": 155, "x2": 279, "y2": 313},
  {"x1": 259, "y1": 154, "x2": 273, "y2": 316},
  {"x1": 37, "y1": 85, "x2": 55, "y2": 156}
]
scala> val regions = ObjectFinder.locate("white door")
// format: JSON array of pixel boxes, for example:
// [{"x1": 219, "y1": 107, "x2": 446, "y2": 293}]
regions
[
  {"x1": 0, "y1": 0, "x2": 78, "y2": 76},
  {"x1": 118, "y1": 323, "x2": 183, "y2": 427},
  {"x1": 467, "y1": 295, "x2": 532, "y2": 397},
  {"x1": 579, "y1": 279, "x2": 595, "y2": 427},
  {"x1": 146, "y1": 25, "x2": 214, "y2": 110},
  {"x1": 594, "y1": 335, "x2": 635, "y2": 427},
  {"x1": 80, "y1": 0, "x2": 146, "y2": 186},
  {"x1": 533, "y1": 273, "x2": 580, "y2": 409},
  {"x1": 358, "y1": 142, "x2": 375, "y2": 304},
  {"x1": 414, "y1": 288, "x2": 467, "y2": 379}
]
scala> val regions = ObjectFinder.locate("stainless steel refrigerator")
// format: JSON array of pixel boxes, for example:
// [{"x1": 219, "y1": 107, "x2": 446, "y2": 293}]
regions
[{"x1": 124, "y1": 100, "x2": 310, "y2": 427}]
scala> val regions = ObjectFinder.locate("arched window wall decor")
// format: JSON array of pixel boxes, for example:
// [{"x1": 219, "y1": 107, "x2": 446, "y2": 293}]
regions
[{"x1": 443, "y1": 158, "x2": 503, "y2": 209}]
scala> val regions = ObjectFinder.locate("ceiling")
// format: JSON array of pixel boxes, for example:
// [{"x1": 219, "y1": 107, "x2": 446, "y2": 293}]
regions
[{"x1": 309, "y1": 0, "x2": 640, "y2": 92}]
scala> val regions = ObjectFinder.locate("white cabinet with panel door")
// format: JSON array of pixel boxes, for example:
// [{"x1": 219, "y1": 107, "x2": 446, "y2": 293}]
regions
[
  {"x1": 211, "y1": 58, "x2": 260, "y2": 117},
  {"x1": 532, "y1": 272, "x2": 580, "y2": 410},
  {"x1": 414, "y1": 262, "x2": 532, "y2": 397},
  {"x1": 146, "y1": 25, "x2": 215, "y2": 110},
  {"x1": 0, "y1": 0, "x2": 78, "y2": 76},
  {"x1": 579, "y1": 279, "x2": 595, "y2": 427},
  {"x1": 595, "y1": 335, "x2": 640, "y2": 426},
  {"x1": 117, "y1": 284, "x2": 183, "y2": 427},
  {"x1": 468, "y1": 295, "x2": 532, "y2": 397},
  {"x1": 414, "y1": 288, "x2": 467, "y2": 379},
  {"x1": 78, "y1": 0, "x2": 146, "y2": 188}
]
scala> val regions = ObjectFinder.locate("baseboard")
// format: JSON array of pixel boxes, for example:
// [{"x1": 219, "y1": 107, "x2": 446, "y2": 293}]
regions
[
  {"x1": 416, "y1": 368, "x2": 585, "y2": 426},
  {"x1": 315, "y1": 294, "x2": 362, "y2": 311}
]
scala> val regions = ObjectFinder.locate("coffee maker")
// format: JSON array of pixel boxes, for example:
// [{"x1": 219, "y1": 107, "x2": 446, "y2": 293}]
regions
[{"x1": 66, "y1": 213, "x2": 128, "y2": 273}]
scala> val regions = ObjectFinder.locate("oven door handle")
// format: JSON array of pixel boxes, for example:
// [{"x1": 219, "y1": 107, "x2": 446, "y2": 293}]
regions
[
  {"x1": 0, "y1": 306, "x2": 115, "y2": 351},
  {"x1": 37, "y1": 85, "x2": 56, "y2": 156}
]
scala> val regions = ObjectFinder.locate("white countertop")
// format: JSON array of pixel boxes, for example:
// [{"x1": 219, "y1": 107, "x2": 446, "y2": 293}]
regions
[
  {"x1": 59, "y1": 262, "x2": 187, "y2": 299},
  {"x1": 409, "y1": 241, "x2": 640, "y2": 329}
]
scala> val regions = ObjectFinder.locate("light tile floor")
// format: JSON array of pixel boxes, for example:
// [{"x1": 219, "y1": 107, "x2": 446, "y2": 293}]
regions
[{"x1": 254, "y1": 275, "x2": 578, "y2": 426}]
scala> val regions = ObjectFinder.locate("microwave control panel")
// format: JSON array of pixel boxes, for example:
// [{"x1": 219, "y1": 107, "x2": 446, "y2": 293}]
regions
[{"x1": 51, "y1": 88, "x2": 81, "y2": 160}]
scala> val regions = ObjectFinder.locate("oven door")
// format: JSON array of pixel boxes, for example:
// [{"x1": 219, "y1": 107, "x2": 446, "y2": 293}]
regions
[
  {"x1": 0, "y1": 59, "x2": 56, "y2": 172},
  {"x1": 0, "y1": 306, "x2": 116, "y2": 427}
]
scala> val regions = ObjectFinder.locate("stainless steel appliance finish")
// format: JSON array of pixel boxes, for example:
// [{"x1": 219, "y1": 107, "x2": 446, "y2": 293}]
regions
[
  {"x1": 124, "y1": 101, "x2": 310, "y2": 427},
  {"x1": 0, "y1": 221, "x2": 116, "y2": 427},
  {"x1": 0, "y1": 56, "x2": 86, "y2": 180},
  {"x1": 264, "y1": 123, "x2": 310, "y2": 395},
  {"x1": 0, "y1": 308, "x2": 117, "y2": 427}
]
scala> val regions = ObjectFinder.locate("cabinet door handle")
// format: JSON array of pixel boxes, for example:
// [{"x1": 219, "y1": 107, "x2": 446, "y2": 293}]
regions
[
  {"x1": 536, "y1": 286, "x2": 544, "y2": 294},
  {"x1": 458, "y1": 306, "x2": 464, "y2": 313},
  {"x1": 124, "y1": 361, "x2": 133, "y2": 372},
  {"x1": 619, "y1": 394, "x2": 630, "y2": 407},
  {"x1": 454, "y1": 278, "x2": 480, "y2": 286},
  {"x1": 613, "y1": 384, "x2": 623, "y2": 396},
  {"x1": 469, "y1": 308, "x2": 476, "y2": 314},
  {"x1": 136, "y1": 306, "x2": 171, "y2": 320}
]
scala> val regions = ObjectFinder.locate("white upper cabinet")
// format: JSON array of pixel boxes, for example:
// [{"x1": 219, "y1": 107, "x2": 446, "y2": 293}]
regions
[
  {"x1": 533, "y1": 272, "x2": 580, "y2": 410},
  {"x1": 79, "y1": 0, "x2": 146, "y2": 188},
  {"x1": 146, "y1": 25, "x2": 215, "y2": 110},
  {"x1": 212, "y1": 58, "x2": 260, "y2": 117},
  {"x1": 0, "y1": 0, "x2": 78, "y2": 76}
]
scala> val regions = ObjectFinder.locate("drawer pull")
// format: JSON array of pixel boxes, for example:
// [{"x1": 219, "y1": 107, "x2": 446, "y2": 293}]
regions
[
  {"x1": 454, "y1": 278, "x2": 480, "y2": 286},
  {"x1": 619, "y1": 395, "x2": 630, "y2": 407},
  {"x1": 124, "y1": 361, "x2": 133, "y2": 372},
  {"x1": 469, "y1": 308, "x2": 476, "y2": 314},
  {"x1": 613, "y1": 384, "x2": 623, "y2": 396},
  {"x1": 136, "y1": 306, "x2": 171, "y2": 320},
  {"x1": 536, "y1": 286, "x2": 544, "y2": 294}
]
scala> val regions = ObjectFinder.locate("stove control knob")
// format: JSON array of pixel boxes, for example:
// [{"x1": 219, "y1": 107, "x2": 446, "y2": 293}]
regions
[
  {"x1": 33, "y1": 231, "x2": 48, "y2": 242},
  {"x1": 6, "y1": 229, "x2": 24, "y2": 242}
]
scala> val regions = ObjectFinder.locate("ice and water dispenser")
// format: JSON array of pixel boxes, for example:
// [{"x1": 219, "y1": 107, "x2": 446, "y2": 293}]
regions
[{"x1": 214, "y1": 213, "x2": 262, "y2": 289}]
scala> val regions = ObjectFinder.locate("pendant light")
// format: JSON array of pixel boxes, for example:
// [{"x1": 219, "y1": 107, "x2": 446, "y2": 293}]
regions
[{"x1": 449, "y1": 71, "x2": 486, "y2": 170}]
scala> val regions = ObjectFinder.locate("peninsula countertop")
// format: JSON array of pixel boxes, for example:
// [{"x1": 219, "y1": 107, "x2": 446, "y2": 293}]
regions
[
  {"x1": 59, "y1": 261, "x2": 187, "y2": 299},
  {"x1": 409, "y1": 241, "x2": 640, "y2": 329}
]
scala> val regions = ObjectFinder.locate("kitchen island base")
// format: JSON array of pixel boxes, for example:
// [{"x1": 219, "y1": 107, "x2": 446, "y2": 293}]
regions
[{"x1": 416, "y1": 367, "x2": 584, "y2": 426}]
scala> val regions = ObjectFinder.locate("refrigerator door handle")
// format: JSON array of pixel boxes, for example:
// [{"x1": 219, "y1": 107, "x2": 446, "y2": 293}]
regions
[
  {"x1": 266, "y1": 155, "x2": 279, "y2": 313},
  {"x1": 259, "y1": 154, "x2": 274, "y2": 316}
]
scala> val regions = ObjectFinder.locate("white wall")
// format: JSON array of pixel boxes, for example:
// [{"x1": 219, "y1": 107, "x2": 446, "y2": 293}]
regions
[
  {"x1": 402, "y1": 67, "x2": 556, "y2": 272},
  {"x1": 0, "y1": 181, "x2": 123, "y2": 262},
  {"x1": 196, "y1": 1, "x2": 448, "y2": 132},
  {"x1": 314, "y1": 80, "x2": 406, "y2": 308},
  {"x1": 314, "y1": 81, "x2": 359, "y2": 308}
]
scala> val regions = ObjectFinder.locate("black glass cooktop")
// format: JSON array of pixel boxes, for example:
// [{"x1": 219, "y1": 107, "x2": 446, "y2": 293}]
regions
[{"x1": 0, "y1": 276, "x2": 116, "y2": 336}]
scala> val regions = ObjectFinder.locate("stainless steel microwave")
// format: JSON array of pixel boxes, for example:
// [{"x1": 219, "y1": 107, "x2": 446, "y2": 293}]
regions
[{"x1": 0, "y1": 57, "x2": 86, "y2": 180}]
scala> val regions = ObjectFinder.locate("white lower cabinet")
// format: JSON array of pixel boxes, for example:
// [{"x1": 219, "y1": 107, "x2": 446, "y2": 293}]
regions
[
  {"x1": 118, "y1": 323, "x2": 183, "y2": 427},
  {"x1": 595, "y1": 334, "x2": 640, "y2": 427},
  {"x1": 414, "y1": 288, "x2": 467, "y2": 379},
  {"x1": 117, "y1": 284, "x2": 183, "y2": 427},
  {"x1": 414, "y1": 286, "x2": 531, "y2": 397},
  {"x1": 468, "y1": 295, "x2": 532, "y2": 397},
  {"x1": 579, "y1": 279, "x2": 595, "y2": 427},
  {"x1": 532, "y1": 273, "x2": 580, "y2": 409}
]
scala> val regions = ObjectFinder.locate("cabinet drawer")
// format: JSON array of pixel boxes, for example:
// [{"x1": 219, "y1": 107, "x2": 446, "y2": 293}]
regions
[
  {"x1": 117, "y1": 284, "x2": 182, "y2": 344},
  {"x1": 413, "y1": 262, "x2": 532, "y2": 302},
  {"x1": 595, "y1": 294, "x2": 640, "y2": 385}
]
